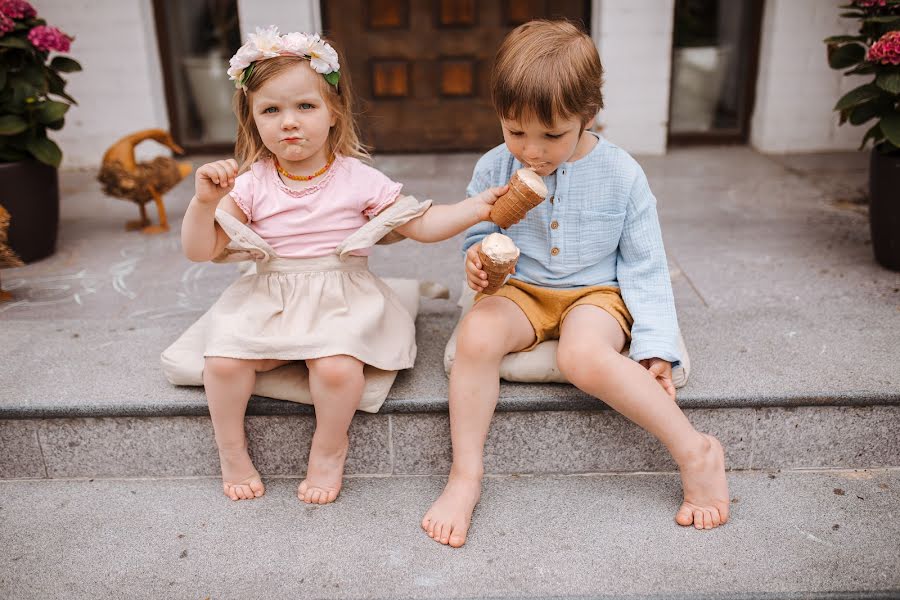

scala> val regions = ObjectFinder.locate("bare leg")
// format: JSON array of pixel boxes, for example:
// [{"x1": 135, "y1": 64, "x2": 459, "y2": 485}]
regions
[
  {"x1": 204, "y1": 357, "x2": 289, "y2": 501},
  {"x1": 297, "y1": 355, "x2": 365, "y2": 505},
  {"x1": 422, "y1": 297, "x2": 536, "y2": 547},
  {"x1": 557, "y1": 305, "x2": 730, "y2": 529}
]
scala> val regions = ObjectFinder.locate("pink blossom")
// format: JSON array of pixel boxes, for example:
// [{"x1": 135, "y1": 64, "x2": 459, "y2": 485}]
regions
[
  {"x1": 854, "y1": 0, "x2": 887, "y2": 7},
  {"x1": 0, "y1": 12, "x2": 13, "y2": 34},
  {"x1": 0, "y1": 0, "x2": 35, "y2": 19},
  {"x1": 867, "y1": 30, "x2": 900, "y2": 65},
  {"x1": 27, "y1": 24, "x2": 71, "y2": 53}
]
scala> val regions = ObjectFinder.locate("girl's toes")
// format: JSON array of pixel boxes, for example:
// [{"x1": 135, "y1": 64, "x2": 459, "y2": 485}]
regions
[
  {"x1": 675, "y1": 503, "x2": 693, "y2": 526},
  {"x1": 703, "y1": 510, "x2": 714, "y2": 529},
  {"x1": 693, "y1": 509, "x2": 704, "y2": 529}
]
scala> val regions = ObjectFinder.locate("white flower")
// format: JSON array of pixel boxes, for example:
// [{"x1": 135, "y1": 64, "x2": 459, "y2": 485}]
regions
[
  {"x1": 281, "y1": 32, "x2": 312, "y2": 55},
  {"x1": 308, "y1": 39, "x2": 340, "y2": 74},
  {"x1": 247, "y1": 25, "x2": 282, "y2": 58}
]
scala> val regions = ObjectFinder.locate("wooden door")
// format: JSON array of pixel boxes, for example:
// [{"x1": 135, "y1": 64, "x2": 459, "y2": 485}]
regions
[{"x1": 323, "y1": 0, "x2": 590, "y2": 152}]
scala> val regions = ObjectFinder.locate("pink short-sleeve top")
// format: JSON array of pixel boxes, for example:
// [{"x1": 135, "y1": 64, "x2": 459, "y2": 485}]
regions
[{"x1": 228, "y1": 155, "x2": 402, "y2": 258}]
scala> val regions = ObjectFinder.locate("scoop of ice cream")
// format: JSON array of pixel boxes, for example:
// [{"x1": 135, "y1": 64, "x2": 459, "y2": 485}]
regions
[
  {"x1": 516, "y1": 168, "x2": 548, "y2": 198},
  {"x1": 481, "y1": 232, "x2": 519, "y2": 263}
]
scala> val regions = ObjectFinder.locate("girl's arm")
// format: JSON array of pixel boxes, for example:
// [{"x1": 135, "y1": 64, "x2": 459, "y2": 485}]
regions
[
  {"x1": 393, "y1": 185, "x2": 507, "y2": 243},
  {"x1": 181, "y1": 159, "x2": 246, "y2": 262}
]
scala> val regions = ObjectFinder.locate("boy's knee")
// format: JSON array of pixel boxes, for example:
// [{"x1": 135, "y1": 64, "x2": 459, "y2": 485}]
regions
[
  {"x1": 457, "y1": 313, "x2": 509, "y2": 360},
  {"x1": 557, "y1": 343, "x2": 619, "y2": 384},
  {"x1": 308, "y1": 355, "x2": 363, "y2": 387}
]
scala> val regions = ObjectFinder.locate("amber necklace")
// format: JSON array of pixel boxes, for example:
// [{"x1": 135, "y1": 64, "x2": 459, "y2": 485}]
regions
[{"x1": 274, "y1": 155, "x2": 335, "y2": 181}]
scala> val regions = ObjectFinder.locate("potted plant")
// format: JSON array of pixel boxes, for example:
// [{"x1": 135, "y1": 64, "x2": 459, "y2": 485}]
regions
[
  {"x1": 826, "y1": 0, "x2": 900, "y2": 271},
  {"x1": 0, "y1": 0, "x2": 80, "y2": 263}
]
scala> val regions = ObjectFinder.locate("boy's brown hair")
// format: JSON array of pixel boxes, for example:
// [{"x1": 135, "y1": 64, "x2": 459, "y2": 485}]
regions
[
  {"x1": 232, "y1": 51, "x2": 369, "y2": 173},
  {"x1": 491, "y1": 19, "x2": 603, "y2": 129}
]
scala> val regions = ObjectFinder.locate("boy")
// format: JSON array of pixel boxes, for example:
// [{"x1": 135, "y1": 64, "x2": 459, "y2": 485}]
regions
[{"x1": 422, "y1": 20, "x2": 729, "y2": 548}]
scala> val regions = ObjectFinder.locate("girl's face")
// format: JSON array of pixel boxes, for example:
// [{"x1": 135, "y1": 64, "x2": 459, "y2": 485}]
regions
[
  {"x1": 501, "y1": 113, "x2": 591, "y2": 177},
  {"x1": 251, "y1": 62, "x2": 337, "y2": 171}
]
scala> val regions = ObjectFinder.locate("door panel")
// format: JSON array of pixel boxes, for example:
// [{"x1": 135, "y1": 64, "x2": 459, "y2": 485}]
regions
[{"x1": 324, "y1": 0, "x2": 589, "y2": 152}]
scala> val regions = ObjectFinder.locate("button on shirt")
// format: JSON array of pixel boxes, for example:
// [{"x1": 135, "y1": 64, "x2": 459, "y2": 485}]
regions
[{"x1": 463, "y1": 133, "x2": 680, "y2": 363}]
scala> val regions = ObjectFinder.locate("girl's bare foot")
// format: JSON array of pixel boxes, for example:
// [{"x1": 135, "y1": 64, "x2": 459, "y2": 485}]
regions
[
  {"x1": 297, "y1": 433, "x2": 349, "y2": 505},
  {"x1": 218, "y1": 446, "x2": 265, "y2": 501},
  {"x1": 422, "y1": 474, "x2": 482, "y2": 547},
  {"x1": 675, "y1": 433, "x2": 730, "y2": 529}
]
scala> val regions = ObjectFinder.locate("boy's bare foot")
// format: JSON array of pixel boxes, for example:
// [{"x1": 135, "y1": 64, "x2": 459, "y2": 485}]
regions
[
  {"x1": 675, "y1": 433, "x2": 730, "y2": 529},
  {"x1": 297, "y1": 434, "x2": 349, "y2": 505},
  {"x1": 422, "y1": 475, "x2": 482, "y2": 547},
  {"x1": 218, "y1": 446, "x2": 265, "y2": 501}
]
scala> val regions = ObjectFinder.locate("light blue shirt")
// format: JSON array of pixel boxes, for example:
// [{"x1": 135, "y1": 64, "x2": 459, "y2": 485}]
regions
[{"x1": 463, "y1": 133, "x2": 681, "y2": 363}]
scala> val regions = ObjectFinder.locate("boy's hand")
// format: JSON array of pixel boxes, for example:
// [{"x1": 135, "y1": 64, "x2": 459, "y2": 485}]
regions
[
  {"x1": 466, "y1": 241, "x2": 518, "y2": 292},
  {"x1": 470, "y1": 184, "x2": 508, "y2": 221},
  {"x1": 640, "y1": 357, "x2": 676, "y2": 401},
  {"x1": 195, "y1": 159, "x2": 239, "y2": 205}
]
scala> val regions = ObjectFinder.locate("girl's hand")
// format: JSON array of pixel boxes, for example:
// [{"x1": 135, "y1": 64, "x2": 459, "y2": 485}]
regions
[
  {"x1": 640, "y1": 358, "x2": 676, "y2": 401},
  {"x1": 470, "y1": 184, "x2": 508, "y2": 221},
  {"x1": 195, "y1": 159, "x2": 239, "y2": 205},
  {"x1": 465, "y1": 243, "x2": 488, "y2": 292}
]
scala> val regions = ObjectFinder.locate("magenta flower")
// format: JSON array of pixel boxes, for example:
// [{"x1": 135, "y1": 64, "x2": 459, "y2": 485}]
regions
[
  {"x1": 854, "y1": 0, "x2": 887, "y2": 6},
  {"x1": 867, "y1": 30, "x2": 900, "y2": 65},
  {"x1": 0, "y1": 0, "x2": 36, "y2": 19},
  {"x1": 27, "y1": 24, "x2": 71, "y2": 53},
  {"x1": 0, "y1": 12, "x2": 13, "y2": 35}
]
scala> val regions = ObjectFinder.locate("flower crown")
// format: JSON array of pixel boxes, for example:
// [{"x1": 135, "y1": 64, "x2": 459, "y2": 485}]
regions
[{"x1": 227, "y1": 26, "x2": 340, "y2": 91}]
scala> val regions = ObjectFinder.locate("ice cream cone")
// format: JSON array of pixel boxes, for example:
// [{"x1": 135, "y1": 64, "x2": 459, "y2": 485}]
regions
[
  {"x1": 477, "y1": 233, "x2": 520, "y2": 294},
  {"x1": 490, "y1": 168, "x2": 548, "y2": 229}
]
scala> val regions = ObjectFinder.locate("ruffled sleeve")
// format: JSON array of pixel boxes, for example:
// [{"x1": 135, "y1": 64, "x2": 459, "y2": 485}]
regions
[
  {"x1": 228, "y1": 166, "x2": 258, "y2": 221},
  {"x1": 361, "y1": 168, "x2": 403, "y2": 218}
]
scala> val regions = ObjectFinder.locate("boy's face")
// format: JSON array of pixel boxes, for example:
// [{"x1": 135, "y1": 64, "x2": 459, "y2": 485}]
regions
[{"x1": 500, "y1": 113, "x2": 587, "y2": 177}]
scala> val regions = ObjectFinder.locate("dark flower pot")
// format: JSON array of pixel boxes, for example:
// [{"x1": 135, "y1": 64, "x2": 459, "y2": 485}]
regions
[
  {"x1": 0, "y1": 160, "x2": 59, "y2": 264},
  {"x1": 869, "y1": 148, "x2": 900, "y2": 272}
]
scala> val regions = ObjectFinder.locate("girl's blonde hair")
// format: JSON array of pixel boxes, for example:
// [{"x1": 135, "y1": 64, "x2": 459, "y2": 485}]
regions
[
  {"x1": 491, "y1": 20, "x2": 603, "y2": 129},
  {"x1": 233, "y1": 51, "x2": 369, "y2": 172}
]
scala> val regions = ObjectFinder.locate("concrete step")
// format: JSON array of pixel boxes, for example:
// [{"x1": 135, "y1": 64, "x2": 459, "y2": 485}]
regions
[{"x1": 2, "y1": 469, "x2": 898, "y2": 599}]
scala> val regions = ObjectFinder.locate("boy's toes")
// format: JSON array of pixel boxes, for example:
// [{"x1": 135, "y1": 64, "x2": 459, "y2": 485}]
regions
[{"x1": 675, "y1": 503, "x2": 694, "y2": 526}]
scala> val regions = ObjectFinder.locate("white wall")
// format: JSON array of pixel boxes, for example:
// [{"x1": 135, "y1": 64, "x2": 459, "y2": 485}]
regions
[
  {"x1": 36, "y1": 0, "x2": 169, "y2": 169},
  {"x1": 751, "y1": 0, "x2": 869, "y2": 153},
  {"x1": 236, "y1": 0, "x2": 321, "y2": 38},
  {"x1": 594, "y1": 0, "x2": 674, "y2": 155}
]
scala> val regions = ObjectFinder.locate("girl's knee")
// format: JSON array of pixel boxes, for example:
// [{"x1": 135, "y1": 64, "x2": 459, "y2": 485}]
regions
[
  {"x1": 204, "y1": 356, "x2": 251, "y2": 379},
  {"x1": 307, "y1": 355, "x2": 363, "y2": 387}
]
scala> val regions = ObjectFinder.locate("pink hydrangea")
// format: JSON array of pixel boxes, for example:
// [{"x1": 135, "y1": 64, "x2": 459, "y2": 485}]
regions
[
  {"x1": 867, "y1": 30, "x2": 900, "y2": 65},
  {"x1": 854, "y1": 0, "x2": 887, "y2": 7},
  {"x1": 0, "y1": 12, "x2": 13, "y2": 34},
  {"x1": 0, "y1": 0, "x2": 36, "y2": 19},
  {"x1": 27, "y1": 24, "x2": 70, "y2": 53}
]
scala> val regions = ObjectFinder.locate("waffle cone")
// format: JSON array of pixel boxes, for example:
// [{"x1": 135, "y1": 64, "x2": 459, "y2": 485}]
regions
[
  {"x1": 490, "y1": 170, "x2": 546, "y2": 228},
  {"x1": 477, "y1": 248, "x2": 517, "y2": 294}
]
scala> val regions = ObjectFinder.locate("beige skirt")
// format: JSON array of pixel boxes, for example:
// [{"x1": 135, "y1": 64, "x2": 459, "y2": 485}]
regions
[{"x1": 204, "y1": 254, "x2": 417, "y2": 371}]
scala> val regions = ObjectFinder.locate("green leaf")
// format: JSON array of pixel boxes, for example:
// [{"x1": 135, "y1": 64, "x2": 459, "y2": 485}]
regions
[
  {"x1": 0, "y1": 145, "x2": 29, "y2": 162},
  {"x1": 864, "y1": 15, "x2": 900, "y2": 23},
  {"x1": 828, "y1": 43, "x2": 866, "y2": 69},
  {"x1": 34, "y1": 100, "x2": 69, "y2": 124},
  {"x1": 324, "y1": 71, "x2": 340, "y2": 87},
  {"x1": 0, "y1": 115, "x2": 28, "y2": 135},
  {"x1": 849, "y1": 101, "x2": 880, "y2": 125},
  {"x1": 46, "y1": 119, "x2": 65, "y2": 131},
  {"x1": 0, "y1": 66, "x2": 6, "y2": 90},
  {"x1": 834, "y1": 84, "x2": 883, "y2": 111},
  {"x1": 860, "y1": 122, "x2": 882, "y2": 150},
  {"x1": 24, "y1": 136, "x2": 62, "y2": 167},
  {"x1": 876, "y1": 72, "x2": 900, "y2": 94},
  {"x1": 845, "y1": 62, "x2": 876, "y2": 76},
  {"x1": 881, "y1": 112, "x2": 900, "y2": 147},
  {"x1": 0, "y1": 36, "x2": 30, "y2": 49},
  {"x1": 50, "y1": 56, "x2": 82, "y2": 73},
  {"x1": 46, "y1": 71, "x2": 76, "y2": 104},
  {"x1": 824, "y1": 35, "x2": 865, "y2": 43}
]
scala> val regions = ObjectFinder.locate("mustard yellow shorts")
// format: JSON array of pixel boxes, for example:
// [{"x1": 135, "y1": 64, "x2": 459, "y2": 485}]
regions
[{"x1": 475, "y1": 278, "x2": 633, "y2": 352}]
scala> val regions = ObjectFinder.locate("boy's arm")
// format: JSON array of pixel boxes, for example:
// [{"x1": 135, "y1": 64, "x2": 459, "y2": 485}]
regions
[
  {"x1": 393, "y1": 185, "x2": 506, "y2": 242},
  {"x1": 616, "y1": 169, "x2": 681, "y2": 364}
]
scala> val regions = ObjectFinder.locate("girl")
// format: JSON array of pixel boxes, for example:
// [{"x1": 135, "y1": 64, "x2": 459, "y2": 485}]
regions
[{"x1": 181, "y1": 28, "x2": 506, "y2": 504}]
